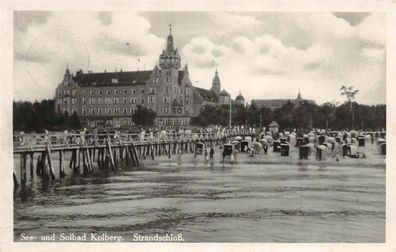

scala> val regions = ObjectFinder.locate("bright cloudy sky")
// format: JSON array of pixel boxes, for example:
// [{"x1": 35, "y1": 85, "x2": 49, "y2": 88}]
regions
[{"x1": 14, "y1": 11, "x2": 385, "y2": 104}]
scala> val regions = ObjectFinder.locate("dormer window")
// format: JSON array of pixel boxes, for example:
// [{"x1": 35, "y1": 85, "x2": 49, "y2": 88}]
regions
[{"x1": 111, "y1": 78, "x2": 118, "y2": 84}]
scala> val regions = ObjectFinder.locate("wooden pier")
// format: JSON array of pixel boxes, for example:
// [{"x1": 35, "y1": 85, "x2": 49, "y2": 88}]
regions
[{"x1": 13, "y1": 130, "x2": 255, "y2": 186}]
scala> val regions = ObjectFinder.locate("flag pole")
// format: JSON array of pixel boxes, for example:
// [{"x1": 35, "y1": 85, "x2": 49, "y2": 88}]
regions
[{"x1": 229, "y1": 98, "x2": 232, "y2": 128}]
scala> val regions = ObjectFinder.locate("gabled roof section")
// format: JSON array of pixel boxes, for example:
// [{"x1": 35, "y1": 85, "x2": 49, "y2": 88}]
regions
[
  {"x1": 74, "y1": 70, "x2": 153, "y2": 86},
  {"x1": 268, "y1": 121, "x2": 279, "y2": 127},
  {"x1": 172, "y1": 99, "x2": 183, "y2": 106},
  {"x1": 194, "y1": 87, "x2": 219, "y2": 102},
  {"x1": 219, "y1": 89, "x2": 230, "y2": 96}
]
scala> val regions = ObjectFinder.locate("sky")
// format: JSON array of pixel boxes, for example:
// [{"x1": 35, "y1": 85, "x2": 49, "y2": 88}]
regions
[{"x1": 14, "y1": 11, "x2": 385, "y2": 104}]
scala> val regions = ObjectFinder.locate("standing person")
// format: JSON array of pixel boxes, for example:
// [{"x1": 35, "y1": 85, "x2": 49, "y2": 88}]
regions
[
  {"x1": 209, "y1": 147, "x2": 215, "y2": 160},
  {"x1": 204, "y1": 148, "x2": 208, "y2": 161},
  {"x1": 264, "y1": 143, "x2": 268, "y2": 154}
]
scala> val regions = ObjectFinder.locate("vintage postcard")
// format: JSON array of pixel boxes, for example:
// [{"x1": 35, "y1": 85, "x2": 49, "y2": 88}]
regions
[{"x1": 1, "y1": 0, "x2": 396, "y2": 251}]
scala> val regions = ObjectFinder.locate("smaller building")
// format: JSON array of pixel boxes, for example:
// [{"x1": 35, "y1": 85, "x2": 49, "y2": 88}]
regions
[
  {"x1": 235, "y1": 92, "x2": 245, "y2": 106},
  {"x1": 251, "y1": 90, "x2": 314, "y2": 110},
  {"x1": 219, "y1": 89, "x2": 231, "y2": 105}
]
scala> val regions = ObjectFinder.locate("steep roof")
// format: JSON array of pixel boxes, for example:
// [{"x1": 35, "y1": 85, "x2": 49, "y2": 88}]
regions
[
  {"x1": 194, "y1": 87, "x2": 219, "y2": 102},
  {"x1": 268, "y1": 121, "x2": 279, "y2": 127},
  {"x1": 172, "y1": 99, "x2": 183, "y2": 106},
  {"x1": 235, "y1": 94, "x2": 245, "y2": 100},
  {"x1": 74, "y1": 70, "x2": 153, "y2": 86},
  {"x1": 178, "y1": 70, "x2": 187, "y2": 85},
  {"x1": 219, "y1": 89, "x2": 230, "y2": 96}
]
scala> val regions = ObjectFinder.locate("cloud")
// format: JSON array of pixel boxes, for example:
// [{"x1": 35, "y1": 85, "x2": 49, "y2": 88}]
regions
[
  {"x1": 333, "y1": 12, "x2": 370, "y2": 26},
  {"x1": 13, "y1": 11, "x2": 385, "y2": 105},
  {"x1": 14, "y1": 11, "x2": 51, "y2": 32},
  {"x1": 250, "y1": 66, "x2": 283, "y2": 76},
  {"x1": 13, "y1": 11, "x2": 164, "y2": 101},
  {"x1": 97, "y1": 12, "x2": 112, "y2": 26}
]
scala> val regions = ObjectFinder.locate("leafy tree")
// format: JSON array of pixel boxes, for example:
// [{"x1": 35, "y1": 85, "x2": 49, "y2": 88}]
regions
[
  {"x1": 69, "y1": 111, "x2": 81, "y2": 129},
  {"x1": 13, "y1": 99, "x2": 82, "y2": 132},
  {"x1": 132, "y1": 105, "x2": 156, "y2": 127},
  {"x1": 340, "y1": 85, "x2": 359, "y2": 129}
]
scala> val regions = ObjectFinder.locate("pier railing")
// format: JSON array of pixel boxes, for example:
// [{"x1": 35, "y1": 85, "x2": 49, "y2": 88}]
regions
[{"x1": 13, "y1": 130, "x2": 256, "y2": 154}]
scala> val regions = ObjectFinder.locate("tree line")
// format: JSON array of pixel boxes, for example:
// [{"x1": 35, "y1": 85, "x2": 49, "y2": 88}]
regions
[
  {"x1": 13, "y1": 95, "x2": 385, "y2": 132},
  {"x1": 191, "y1": 101, "x2": 386, "y2": 131},
  {"x1": 13, "y1": 100, "x2": 81, "y2": 133}
]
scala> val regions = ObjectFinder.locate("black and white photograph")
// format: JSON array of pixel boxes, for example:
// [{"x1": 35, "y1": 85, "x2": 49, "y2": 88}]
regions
[{"x1": 1, "y1": 1, "x2": 394, "y2": 250}]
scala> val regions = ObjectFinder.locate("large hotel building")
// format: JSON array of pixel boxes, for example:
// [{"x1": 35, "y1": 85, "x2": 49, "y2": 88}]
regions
[{"x1": 54, "y1": 26, "x2": 242, "y2": 128}]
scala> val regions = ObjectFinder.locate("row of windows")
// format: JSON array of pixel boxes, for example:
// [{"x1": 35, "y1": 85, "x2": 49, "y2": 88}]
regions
[
  {"x1": 162, "y1": 106, "x2": 189, "y2": 114},
  {"x1": 58, "y1": 90, "x2": 76, "y2": 96},
  {"x1": 58, "y1": 98, "x2": 77, "y2": 105},
  {"x1": 76, "y1": 96, "x2": 191, "y2": 106},
  {"x1": 82, "y1": 97, "x2": 144, "y2": 105},
  {"x1": 82, "y1": 107, "x2": 138, "y2": 115},
  {"x1": 59, "y1": 86, "x2": 190, "y2": 97},
  {"x1": 81, "y1": 88, "x2": 146, "y2": 96}
]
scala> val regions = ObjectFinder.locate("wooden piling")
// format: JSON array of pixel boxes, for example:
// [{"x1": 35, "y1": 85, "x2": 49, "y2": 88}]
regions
[
  {"x1": 86, "y1": 148, "x2": 93, "y2": 173},
  {"x1": 59, "y1": 150, "x2": 65, "y2": 178},
  {"x1": 20, "y1": 154, "x2": 27, "y2": 185},
  {"x1": 36, "y1": 153, "x2": 42, "y2": 175},
  {"x1": 46, "y1": 145, "x2": 55, "y2": 180},
  {"x1": 132, "y1": 144, "x2": 139, "y2": 168},
  {"x1": 29, "y1": 153, "x2": 34, "y2": 179},
  {"x1": 13, "y1": 172, "x2": 18, "y2": 187},
  {"x1": 107, "y1": 140, "x2": 116, "y2": 170}
]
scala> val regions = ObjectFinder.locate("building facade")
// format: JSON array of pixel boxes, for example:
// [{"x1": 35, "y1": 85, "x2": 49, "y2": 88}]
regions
[
  {"x1": 251, "y1": 91, "x2": 315, "y2": 110},
  {"x1": 55, "y1": 26, "x2": 231, "y2": 128}
]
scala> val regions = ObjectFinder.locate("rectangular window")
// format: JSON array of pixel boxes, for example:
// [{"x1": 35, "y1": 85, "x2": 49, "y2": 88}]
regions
[
  {"x1": 132, "y1": 89, "x2": 136, "y2": 94},
  {"x1": 112, "y1": 78, "x2": 118, "y2": 84},
  {"x1": 141, "y1": 99, "x2": 145, "y2": 104},
  {"x1": 141, "y1": 89, "x2": 145, "y2": 94}
]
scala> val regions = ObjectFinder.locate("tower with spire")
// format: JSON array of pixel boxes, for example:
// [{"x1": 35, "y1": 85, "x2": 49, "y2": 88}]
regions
[
  {"x1": 295, "y1": 89, "x2": 304, "y2": 105},
  {"x1": 235, "y1": 90, "x2": 246, "y2": 106},
  {"x1": 159, "y1": 24, "x2": 181, "y2": 70},
  {"x1": 211, "y1": 68, "x2": 221, "y2": 95}
]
